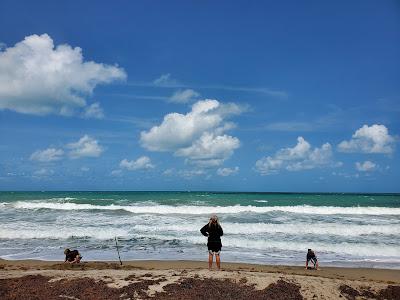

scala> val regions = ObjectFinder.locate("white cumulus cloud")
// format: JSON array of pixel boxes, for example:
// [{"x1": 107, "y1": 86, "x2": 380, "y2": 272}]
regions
[
  {"x1": 67, "y1": 135, "x2": 103, "y2": 159},
  {"x1": 255, "y1": 137, "x2": 335, "y2": 175},
  {"x1": 338, "y1": 124, "x2": 395, "y2": 154},
  {"x1": 217, "y1": 166, "x2": 239, "y2": 176},
  {"x1": 30, "y1": 148, "x2": 64, "y2": 162},
  {"x1": 355, "y1": 160, "x2": 377, "y2": 172},
  {"x1": 169, "y1": 89, "x2": 200, "y2": 103},
  {"x1": 140, "y1": 99, "x2": 243, "y2": 167},
  {"x1": 120, "y1": 156, "x2": 155, "y2": 171},
  {"x1": 0, "y1": 34, "x2": 126, "y2": 116},
  {"x1": 176, "y1": 132, "x2": 239, "y2": 167}
]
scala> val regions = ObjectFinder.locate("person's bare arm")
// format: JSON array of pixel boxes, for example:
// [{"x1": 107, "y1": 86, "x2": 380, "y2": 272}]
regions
[{"x1": 71, "y1": 256, "x2": 79, "y2": 264}]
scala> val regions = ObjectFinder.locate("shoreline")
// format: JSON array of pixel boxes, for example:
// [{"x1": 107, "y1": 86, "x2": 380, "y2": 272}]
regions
[{"x1": 1, "y1": 259, "x2": 400, "y2": 299}]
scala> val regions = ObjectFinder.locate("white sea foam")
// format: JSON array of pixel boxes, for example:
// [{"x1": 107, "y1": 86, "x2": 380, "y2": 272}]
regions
[
  {"x1": 132, "y1": 223, "x2": 400, "y2": 236},
  {"x1": 1, "y1": 220, "x2": 398, "y2": 241},
  {"x1": 8, "y1": 201, "x2": 400, "y2": 215},
  {"x1": 2, "y1": 227, "x2": 398, "y2": 257},
  {"x1": 130, "y1": 233, "x2": 400, "y2": 257},
  {"x1": 0, "y1": 227, "x2": 129, "y2": 240},
  {"x1": 44, "y1": 197, "x2": 77, "y2": 201}
]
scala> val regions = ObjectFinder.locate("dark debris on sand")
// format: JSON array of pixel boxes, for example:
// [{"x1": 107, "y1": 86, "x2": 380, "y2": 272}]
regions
[
  {"x1": 153, "y1": 278, "x2": 303, "y2": 300},
  {"x1": 339, "y1": 284, "x2": 400, "y2": 300},
  {"x1": 339, "y1": 284, "x2": 361, "y2": 300},
  {"x1": 0, "y1": 274, "x2": 164, "y2": 300},
  {"x1": 378, "y1": 285, "x2": 400, "y2": 300},
  {"x1": 0, "y1": 275, "x2": 303, "y2": 300},
  {"x1": 2, "y1": 274, "x2": 399, "y2": 300}
]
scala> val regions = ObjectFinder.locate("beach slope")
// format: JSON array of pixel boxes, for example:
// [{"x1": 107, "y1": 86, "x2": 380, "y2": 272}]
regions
[{"x1": 1, "y1": 259, "x2": 399, "y2": 299}]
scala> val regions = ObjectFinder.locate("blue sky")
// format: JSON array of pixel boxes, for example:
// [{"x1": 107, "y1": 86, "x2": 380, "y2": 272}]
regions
[{"x1": 0, "y1": 0, "x2": 399, "y2": 192}]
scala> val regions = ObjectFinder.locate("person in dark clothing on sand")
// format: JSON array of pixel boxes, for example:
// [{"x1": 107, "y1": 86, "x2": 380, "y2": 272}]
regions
[
  {"x1": 64, "y1": 248, "x2": 82, "y2": 264},
  {"x1": 200, "y1": 215, "x2": 223, "y2": 270},
  {"x1": 305, "y1": 249, "x2": 319, "y2": 270}
]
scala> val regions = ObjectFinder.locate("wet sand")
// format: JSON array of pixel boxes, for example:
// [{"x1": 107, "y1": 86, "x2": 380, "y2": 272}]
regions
[{"x1": 1, "y1": 259, "x2": 399, "y2": 299}]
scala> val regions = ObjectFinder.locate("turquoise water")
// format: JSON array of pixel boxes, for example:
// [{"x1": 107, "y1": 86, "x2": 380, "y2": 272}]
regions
[{"x1": 1, "y1": 192, "x2": 399, "y2": 268}]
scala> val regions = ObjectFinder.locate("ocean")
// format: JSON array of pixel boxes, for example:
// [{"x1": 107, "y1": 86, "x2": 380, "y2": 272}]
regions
[{"x1": 0, "y1": 191, "x2": 399, "y2": 268}]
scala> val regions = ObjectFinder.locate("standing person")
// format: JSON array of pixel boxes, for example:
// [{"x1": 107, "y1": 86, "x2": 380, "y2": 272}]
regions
[
  {"x1": 200, "y1": 215, "x2": 223, "y2": 270},
  {"x1": 305, "y1": 249, "x2": 319, "y2": 270},
  {"x1": 64, "y1": 248, "x2": 82, "y2": 264}
]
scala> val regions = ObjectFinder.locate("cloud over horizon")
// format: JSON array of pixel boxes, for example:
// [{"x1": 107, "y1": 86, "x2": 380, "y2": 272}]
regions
[
  {"x1": 66, "y1": 135, "x2": 103, "y2": 159},
  {"x1": 30, "y1": 134, "x2": 103, "y2": 163},
  {"x1": 355, "y1": 160, "x2": 377, "y2": 172},
  {"x1": 255, "y1": 137, "x2": 336, "y2": 175},
  {"x1": 217, "y1": 166, "x2": 239, "y2": 176},
  {"x1": 30, "y1": 148, "x2": 64, "y2": 162},
  {"x1": 120, "y1": 156, "x2": 155, "y2": 171},
  {"x1": 140, "y1": 99, "x2": 243, "y2": 167},
  {"x1": 338, "y1": 124, "x2": 395, "y2": 154}
]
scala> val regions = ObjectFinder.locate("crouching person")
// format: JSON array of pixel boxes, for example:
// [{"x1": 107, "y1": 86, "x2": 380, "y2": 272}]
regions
[
  {"x1": 64, "y1": 248, "x2": 82, "y2": 264},
  {"x1": 305, "y1": 248, "x2": 319, "y2": 270}
]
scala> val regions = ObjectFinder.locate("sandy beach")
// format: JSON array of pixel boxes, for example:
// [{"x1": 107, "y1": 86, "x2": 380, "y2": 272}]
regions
[{"x1": 1, "y1": 259, "x2": 399, "y2": 299}]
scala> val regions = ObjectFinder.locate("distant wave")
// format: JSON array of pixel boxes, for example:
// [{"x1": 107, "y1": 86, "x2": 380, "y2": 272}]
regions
[{"x1": 6, "y1": 201, "x2": 400, "y2": 215}]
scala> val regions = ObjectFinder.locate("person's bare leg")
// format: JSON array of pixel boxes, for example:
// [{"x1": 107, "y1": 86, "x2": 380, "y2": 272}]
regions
[
  {"x1": 315, "y1": 260, "x2": 319, "y2": 270},
  {"x1": 305, "y1": 261, "x2": 308, "y2": 270},
  {"x1": 208, "y1": 253, "x2": 213, "y2": 270},
  {"x1": 216, "y1": 254, "x2": 221, "y2": 270}
]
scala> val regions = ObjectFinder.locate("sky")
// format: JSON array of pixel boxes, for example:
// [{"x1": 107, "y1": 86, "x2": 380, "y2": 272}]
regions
[{"x1": 0, "y1": 1, "x2": 399, "y2": 192}]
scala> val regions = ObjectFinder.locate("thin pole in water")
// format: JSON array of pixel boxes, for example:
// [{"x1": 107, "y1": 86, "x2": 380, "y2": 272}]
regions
[{"x1": 115, "y1": 236, "x2": 122, "y2": 265}]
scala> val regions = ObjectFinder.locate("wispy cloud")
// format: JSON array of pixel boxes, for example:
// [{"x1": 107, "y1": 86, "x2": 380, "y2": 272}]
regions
[
  {"x1": 153, "y1": 73, "x2": 179, "y2": 87},
  {"x1": 262, "y1": 122, "x2": 315, "y2": 132},
  {"x1": 258, "y1": 106, "x2": 346, "y2": 133},
  {"x1": 105, "y1": 115, "x2": 158, "y2": 128},
  {"x1": 126, "y1": 74, "x2": 287, "y2": 98},
  {"x1": 169, "y1": 89, "x2": 200, "y2": 103}
]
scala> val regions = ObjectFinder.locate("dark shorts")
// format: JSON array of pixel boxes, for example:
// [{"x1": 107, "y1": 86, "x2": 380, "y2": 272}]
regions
[
  {"x1": 207, "y1": 241, "x2": 222, "y2": 254},
  {"x1": 307, "y1": 257, "x2": 317, "y2": 264}
]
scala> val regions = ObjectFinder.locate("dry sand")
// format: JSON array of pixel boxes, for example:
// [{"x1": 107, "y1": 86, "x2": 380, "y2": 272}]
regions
[{"x1": 1, "y1": 259, "x2": 399, "y2": 299}]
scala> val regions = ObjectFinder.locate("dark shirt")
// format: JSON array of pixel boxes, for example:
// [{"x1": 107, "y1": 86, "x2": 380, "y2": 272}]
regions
[
  {"x1": 65, "y1": 250, "x2": 79, "y2": 262},
  {"x1": 200, "y1": 223, "x2": 223, "y2": 243},
  {"x1": 307, "y1": 250, "x2": 316, "y2": 260}
]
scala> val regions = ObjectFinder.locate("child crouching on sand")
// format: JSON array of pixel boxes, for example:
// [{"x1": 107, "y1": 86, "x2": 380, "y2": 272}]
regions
[
  {"x1": 64, "y1": 248, "x2": 82, "y2": 264},
  {"x1": 200, "y1": 215, "x2": 223, "y2": 270}
]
